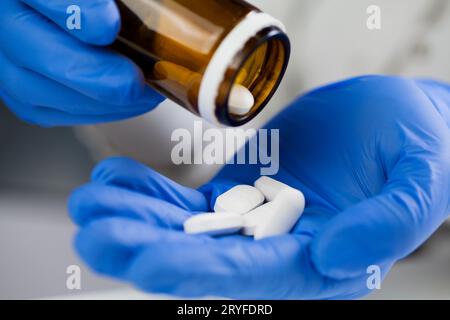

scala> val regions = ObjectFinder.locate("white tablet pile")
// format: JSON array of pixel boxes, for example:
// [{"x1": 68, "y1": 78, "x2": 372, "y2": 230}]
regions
[{"x1": 184, "y1": 177, "x2": 305, "y2": 240}]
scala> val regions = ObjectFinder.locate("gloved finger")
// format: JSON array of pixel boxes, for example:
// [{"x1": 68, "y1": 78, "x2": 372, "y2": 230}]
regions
[
  {"x1": 75, "y1": 217, "x2": 373, "y2": 299},
  {"x1": 92, "y1": 157, "x2": 209, "y2": 212},
  {"x1": 415, "y1": 79, "x2": 450, "y2": 128},
  {"x1": 311, "y1": 139, "x2": 450, "y2": 279},
  {"x1": 0, "y1": 89, "x2": 149, "y2": 127},
  {"x1": 68, "y1": 183, "x2": 191, "y2": 228},
  {"x1": 125, "y1": 233, "x2": 371, "y2": 299},
  {"x1": 0, "y1": 51, "x2": 163, "y2": 116},
  {"x1": 21, "y1": 0, "x2": 120, "y2": 45},
  {"x1": 0, "y1": 0, "x2": 153, "y2": 106},
  {"x1": 74, "y1": 218, "x2": 208, "y2": 277}
]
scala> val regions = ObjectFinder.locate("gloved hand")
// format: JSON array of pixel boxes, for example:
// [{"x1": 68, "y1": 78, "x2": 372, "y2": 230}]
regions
[
  {"x1": 0, "y1": 0, "x2": 164, "y2": 127},
  {"x1": 69, "y1": 76, "x2": 450, "y2": 299}
]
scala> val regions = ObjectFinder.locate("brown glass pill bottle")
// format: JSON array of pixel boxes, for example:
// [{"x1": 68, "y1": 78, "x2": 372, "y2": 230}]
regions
[{"x1": 114, "y1": 0, "x2": 290, "y2": 126}]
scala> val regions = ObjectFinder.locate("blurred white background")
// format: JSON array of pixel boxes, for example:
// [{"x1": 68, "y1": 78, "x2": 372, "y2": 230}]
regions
[{"x1": 0, "y1": 0, "x2": 449, "y2": 299}]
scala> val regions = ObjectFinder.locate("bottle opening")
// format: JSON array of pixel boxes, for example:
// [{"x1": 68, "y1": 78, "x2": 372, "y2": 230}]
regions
[{"x1": 216, "y1": 27, "x2": 290, "y2": 126}]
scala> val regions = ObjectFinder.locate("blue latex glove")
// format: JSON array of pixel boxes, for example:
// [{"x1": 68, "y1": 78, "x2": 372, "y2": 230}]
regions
[
  {"x1": 0, "y1": 0, "x2": 164, "y2": 127},
  {"x1": 69, "y1": 76, "x2": 450, "y2": 299}
]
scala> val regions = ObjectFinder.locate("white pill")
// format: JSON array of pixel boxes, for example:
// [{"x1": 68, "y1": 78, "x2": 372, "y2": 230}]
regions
[
  {"x1": 254, "y1": 188, "x2": 305, "y2": 240},
  {"x1": 242, "y1": 201, "x2": 278, "y2": 236},
  {"x1": 228, "y1": 84, "x2": 255, "y2": 116},
  {"x1": 254, "y1": 176, "x2": 291, "y2": 202},
  {"x1": 184, "y1": 212, "x2": 244, "y2": 236},
  {"x1": 214, "y1": 185, "x2": 265, "y2": 215}
]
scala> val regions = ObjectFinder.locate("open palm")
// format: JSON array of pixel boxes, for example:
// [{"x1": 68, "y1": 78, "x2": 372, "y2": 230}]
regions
[{"x1": 69, "y1": 76, "x2": 450, "y2": 299}]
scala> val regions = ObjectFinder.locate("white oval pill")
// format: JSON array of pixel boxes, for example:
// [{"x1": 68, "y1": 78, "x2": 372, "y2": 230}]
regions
[
  {"x1": 184, "y1": 212, "x2": 244, "y2": 236},
  {"x1": 254, "y1": 176, "x2": 291, "y2": 202},
  {"x1": 228, "y1": 84, "x2": 255, "y2": 116},
  {"x1": 214, "y1": 185, "x2": 265, "y2": 215},
  {"x1": 242, "y1": 201, "x2": 278, "y2": 236},
  {"x1": 254, "y1": 188, "x2": 305, "y2": 240}
]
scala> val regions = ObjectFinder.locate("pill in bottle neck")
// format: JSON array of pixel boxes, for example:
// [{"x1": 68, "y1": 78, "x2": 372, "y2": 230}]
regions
[
  {"x1": 114, "y1": 0, "x2": 290, "y2": 127},
  {"x1": 228, "y1": 84, "x2": 255, "y2": 116}
]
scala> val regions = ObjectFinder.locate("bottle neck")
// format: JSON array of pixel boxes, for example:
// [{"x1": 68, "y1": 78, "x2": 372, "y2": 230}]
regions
[{"x1": 199, "y1": 12, "x2": 290, "y2": 126}]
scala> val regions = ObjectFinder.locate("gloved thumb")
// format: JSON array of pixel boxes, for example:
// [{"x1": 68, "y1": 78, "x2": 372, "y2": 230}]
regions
[
  {"x1": 92, "y1": 157, "x2": 209, "y2": 212},
  {"x1": 310, "y1": 141, "x2": 450, "y2": 280}
]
